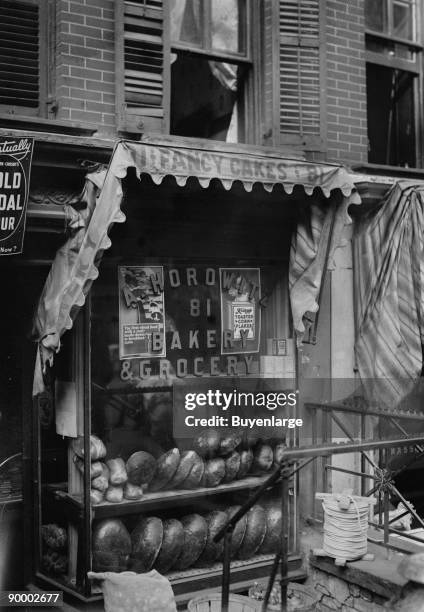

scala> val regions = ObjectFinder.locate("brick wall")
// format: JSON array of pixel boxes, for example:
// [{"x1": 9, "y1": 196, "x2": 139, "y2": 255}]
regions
[
  {"x1": 325, "y1": 0, "x2": 368, "y2": 165},
  {"x1": 55, "y1": 0, "x2": 116, "y2": 134}
]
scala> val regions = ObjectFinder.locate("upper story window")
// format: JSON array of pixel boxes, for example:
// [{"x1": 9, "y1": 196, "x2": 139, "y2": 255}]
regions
[
  {"x1": 0, "y1": 0, "x2": 54, "y2": 118},
  {"x1": 117, "y1": 0, "x2": 325, "y2": 150},
  {"x1": 364, "y1": 0, "x2": 422, "y2": 167},
  {"x1": 169, "y1": 0, "x2": 250, "y2": 142},
  {"x1": 118, "y1": 0, "x2": 257, "y2": 143}
]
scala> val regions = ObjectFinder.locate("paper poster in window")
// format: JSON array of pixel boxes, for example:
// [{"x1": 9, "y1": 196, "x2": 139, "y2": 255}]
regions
[
  {"x1": 220, "y1": 267, "x2": 261, "y2": 355},
  {"x1": 118, "y1": 266, "x2": 166, "y2": 359}
]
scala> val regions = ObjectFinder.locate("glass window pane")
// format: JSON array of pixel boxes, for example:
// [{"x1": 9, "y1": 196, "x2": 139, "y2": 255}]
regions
[
  {"x1": 393, "y1": 2, "x2": 414, "y2": 40},
  {"x1": 365, "y1": 0, "x2": 387, "y2": 32},
  {"x1": 170, "y1": 0, "x2": 202, "y2": 47},
  {"x1": 211, "y1": 0, "x2": 244, "y2": 54}
]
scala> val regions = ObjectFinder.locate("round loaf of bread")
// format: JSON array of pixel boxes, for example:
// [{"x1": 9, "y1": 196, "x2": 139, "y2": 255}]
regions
[
  {"x1": 223, "y1": 452, "x2": 241, "y2": 483},
  {"x1": 196, "y1": 511, "x2": 228, "y2": 566},
  {"x1": 154, "y1": 518, "x2": 185, "y2": 574},
  {"x1": 253, "y1": 444, "x2": 274, "y2": 472},
  {"x1": 237, "y1": 506, "x2": 267, "y2": 559},
  {"x1": 173, "y1": 514, "x2": 208, "y2": 570},
  {"x1": 130, "y1": 516, "x2": 163, "y2": 572},
  {"x1": 92, "y1": 519, "x2": 131, "y2": 572},
  {"x1": 193, "y1": 430, "x2": 221, "y2": 458},
  {"x1": 169, "y1": 451, "x2": 199, "y2": 488},
  {"x1": 260, "y1": 506, "x2": 282, "y2": 554},
  {"x1": 126, "y1": 451, "x2": 157, "y2": 487},
  {"x1": 219, "y1": 433, "x2": 242, "y2": 457},
  {"x1": 180, "y1": 453, "x2": 205, "y2": 489},
  {"x1": 226, "y1": 506, "x2": 247, "y2": 559},
  {"x1": 149, "y1": 448, "x2": 180, "y2": 491},
  {"x1": 237, "y1": 449, "x2": 254, "y2": 479},
  {"x1": 203, "y1": 458, "x2": 226, "y2": 488}
]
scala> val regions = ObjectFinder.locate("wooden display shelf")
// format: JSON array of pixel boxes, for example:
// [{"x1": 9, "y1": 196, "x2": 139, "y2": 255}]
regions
[
  {"x1": 52, "y1": 475, "x2": 276, "y2": 519},
  {"x1": 36, "y1": 553, "x2": 306, "y2": 609}
]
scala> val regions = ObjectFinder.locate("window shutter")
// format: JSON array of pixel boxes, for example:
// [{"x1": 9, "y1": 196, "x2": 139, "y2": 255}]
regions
[
  {"x1": 0, "y1": 1, "x2": 39, "y2": 110},
  {"x1": 116, "y1": 0, "x2": 170, "y2": 133},
  {"x1": 278, "y1": 0, "x2": 324, "y2": 149}
]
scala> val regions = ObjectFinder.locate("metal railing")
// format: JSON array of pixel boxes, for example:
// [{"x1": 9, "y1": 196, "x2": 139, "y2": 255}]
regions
[
  {"x1": 307, "y1": 400, "x2": 424, "y2": 553},
  {"x1": 215, "y1": 432, "x2": 424, "y2": 612}
]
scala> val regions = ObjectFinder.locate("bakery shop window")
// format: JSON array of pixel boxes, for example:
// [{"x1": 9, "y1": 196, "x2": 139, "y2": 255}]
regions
[{"x1": 37, "y1": 173, "x2": 307, "y2": 596}]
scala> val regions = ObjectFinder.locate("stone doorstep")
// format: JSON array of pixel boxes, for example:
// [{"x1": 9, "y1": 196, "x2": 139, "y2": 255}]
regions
[{"x1": 309, "y1": 553, "x2": 407, "y2": 601}]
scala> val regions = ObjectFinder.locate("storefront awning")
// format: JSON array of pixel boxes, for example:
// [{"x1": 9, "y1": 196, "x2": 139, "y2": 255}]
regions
[
  {"x1": 112, "y1": 140, "x2": 357, "y2": 196},
  {"x1": 32, "y1": 139, "x2": 360, "y2": 396}
]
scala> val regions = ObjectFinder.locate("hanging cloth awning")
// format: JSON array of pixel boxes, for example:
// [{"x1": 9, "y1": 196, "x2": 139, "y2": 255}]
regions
[
  {"x1": 354, "y1": 180, "x2": 424, "y2": 409},
  {"x1": 110, "y1": 140, "x2": 358, "y2": 196},
  {"x1": 32, "y1": 139, "x2": 360, "y2": 395}
]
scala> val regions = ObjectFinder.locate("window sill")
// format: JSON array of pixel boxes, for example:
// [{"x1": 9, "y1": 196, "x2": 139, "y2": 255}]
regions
[
  {"x1": 0, "y1": 114, "x2": 99, "y2": 137},
  {"x1": 352, "y1": 162, "x2": 424, "y2": 179}
]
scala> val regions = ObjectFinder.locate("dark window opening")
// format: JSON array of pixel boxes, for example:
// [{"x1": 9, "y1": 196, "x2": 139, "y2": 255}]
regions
[
  {"x1": 366, "y1": 63, "x2": 416, "y2": 167},
  {"x1": 170, "y1": 52, "x2": 246, "y2": 142}
]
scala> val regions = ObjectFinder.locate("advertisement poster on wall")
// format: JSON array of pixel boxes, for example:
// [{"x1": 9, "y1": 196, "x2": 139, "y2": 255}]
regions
[
  {"x1": 0, "y1": 137, "x2": 34, "y2": 255},
  {"x1": 220, "y1": 267, "x2": 261, "y2": 355},
  {"x1": 118, "y1": 265, "x2": 166, "y2": 359}
]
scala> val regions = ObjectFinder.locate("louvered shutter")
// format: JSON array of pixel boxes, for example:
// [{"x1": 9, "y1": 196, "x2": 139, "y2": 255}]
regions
[
  {"x1": 116, "y1": 0, "x2": 170, "y2": 133},
  {"x1": 278, "y1": 0, "x2": 323, "y2": 149},
  {"x1": 0, "y1": 0, "x2": 39, "y2": 111}
]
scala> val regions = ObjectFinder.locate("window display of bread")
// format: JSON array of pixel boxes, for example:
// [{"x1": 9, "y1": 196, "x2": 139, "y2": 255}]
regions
[
  {"x1": 92, "y1": 519, "x2": 131, "y2": 572},
  {"x1": 73, "y1": 431, "x2": 289, "y2": 505},
  {"x1": 131, "y1": 516, "x2": 163, "y2": 572},
  {"x1": 237, "y1": 506, "x2": 267, "y2": 559},
  {"x1": 169, "y1": 450, "x2": 200, "y2": 488},
  {"x1": 196, "y1": 510, "x2": 228, "y2": 566},
  {"x1": 225, "y1": 506, "x2": 247, "y2": 559},
  {"x1": 154, "y1": 518, "x2": 185, "y2": 574},
  {"x1": 173, "y1": 514, "x2": 208, "y2": 571},
  {"x1": 259, "y1": 505, "x2": 282, "y2": 554},
  {"x1": 149, "y1": 448, "x2": 180, "y2": 491},
  {"x1": 93, "y1": 501, "x2": 283, "y2": 577},
  {"x1": 126, "y1": 451, "x2": 157, "y2": 488}
]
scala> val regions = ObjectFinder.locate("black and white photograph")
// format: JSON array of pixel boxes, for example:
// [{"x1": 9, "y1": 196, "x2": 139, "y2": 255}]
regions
[{"x1": 1, "y1": 1, "x2": 424, "y2": 611}]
